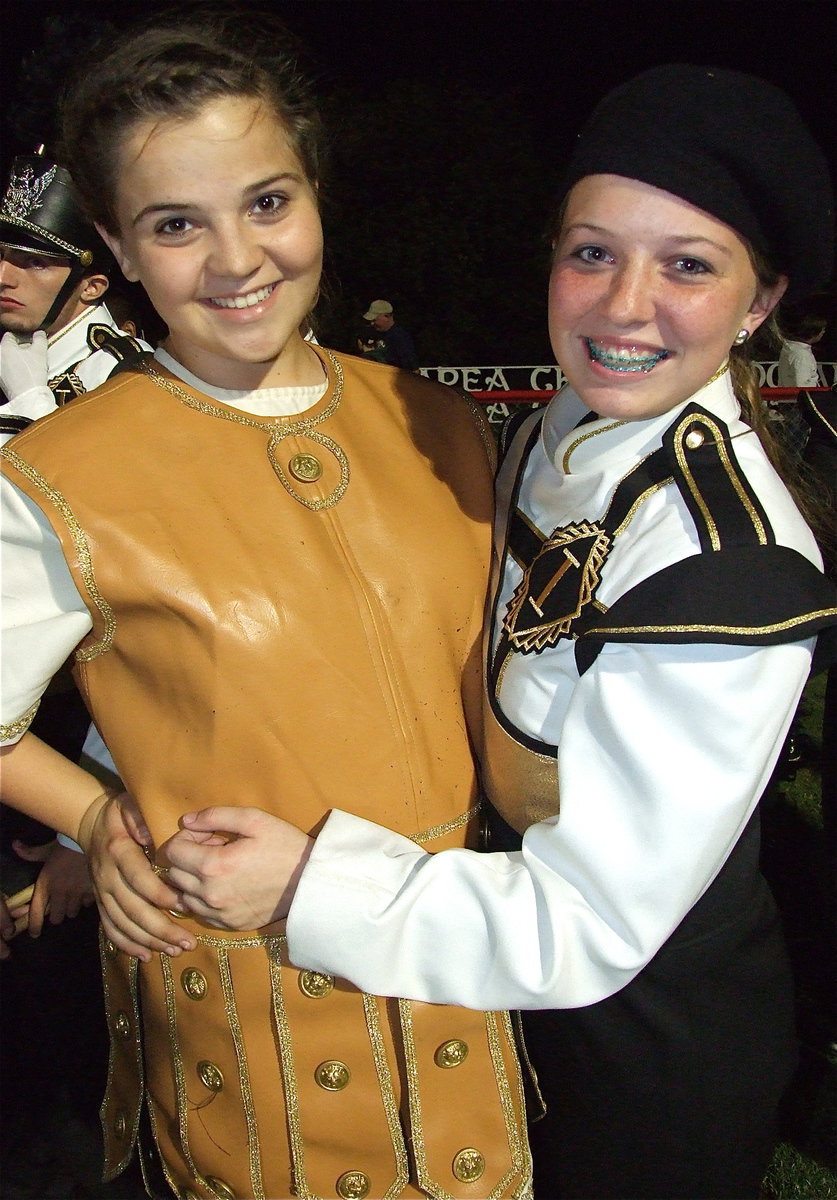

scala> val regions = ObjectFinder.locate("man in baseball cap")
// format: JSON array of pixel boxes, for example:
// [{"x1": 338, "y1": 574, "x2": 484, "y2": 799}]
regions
[{"x1": 362, "y1": 298, "x2": 418, "y2": 370}]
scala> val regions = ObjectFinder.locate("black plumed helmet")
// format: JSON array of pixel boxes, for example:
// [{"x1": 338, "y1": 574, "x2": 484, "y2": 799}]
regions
[{"x1": 0, "y1": 148, "x2": 113, "y2": 275}]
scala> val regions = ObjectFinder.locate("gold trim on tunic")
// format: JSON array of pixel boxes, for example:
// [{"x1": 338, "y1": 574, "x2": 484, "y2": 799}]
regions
[
  {"x1": 137, "y1": 352, "x2": 350, "y2": 511},
  {"x1": 0, "y1": 447, "x2": 116, "y2": 660}
]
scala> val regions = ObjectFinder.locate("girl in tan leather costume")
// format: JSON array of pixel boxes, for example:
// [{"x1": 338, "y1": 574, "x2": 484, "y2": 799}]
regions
[
  {"x1": 0, "y1": 8, "x2": 531, "y2": 1199},
  {"x1": 107, "y1": 65, "x2": 836, "y2": 1200}
]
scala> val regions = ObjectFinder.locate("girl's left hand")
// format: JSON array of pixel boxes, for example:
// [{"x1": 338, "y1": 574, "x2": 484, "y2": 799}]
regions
[
  {"x1": 163, "y1": 807, "x2": 313, "y2": 930},
  {"x1": 80, "y1": 791, "x2": 198, "y2": 960}
]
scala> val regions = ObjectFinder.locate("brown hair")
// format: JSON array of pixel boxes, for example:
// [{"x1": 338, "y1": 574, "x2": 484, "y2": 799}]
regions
[
  {"x1": 727, "y1": 249, "x2": 832, "y2": 550},
  {"x1": 59, "y1": 3, "x2": 325, "y2": 236}
]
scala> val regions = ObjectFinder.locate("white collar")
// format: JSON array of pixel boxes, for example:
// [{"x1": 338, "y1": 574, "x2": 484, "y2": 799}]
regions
[
  {"x1": 46, "y1": 303, "x2": 114, "y2": 373},
  {"x1": 542, "y1": 366, "x2": 741, "y2": 476}
]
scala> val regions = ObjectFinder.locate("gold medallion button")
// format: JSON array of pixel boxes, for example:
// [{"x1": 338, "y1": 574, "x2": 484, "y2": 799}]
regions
[
  {"x1": 206, "y1": 1177, "x2": 236, "y2": 1200},
  {"x1": 197, "y1": 1060, "x2": 224, "y2": 1092},
  {"x1": 289, "y1": 453, "x2": 323, "y2": 482},
  {"x1": 113, "y1": 1109, "x2": 127, "y2": 1139},
  {"x1": 104, "y1": 938, "x2": 118, "y2": 958},
  {"x1": 114, "y1": 1011, "x2": 131, "y2": 1040},
  {"x1": 299, "y1": 969, "x2": 334, "y2": 998},
  {"x1": 181, "y1": 968, "x2": 208, "y2": 1000},
  {"x1": 336, "y1": 1171, "x2": 371, "y2": 1199},
  {"x1": 315, "y1": 1060, "x2": 351, "y2": 1090},
  {"x1": 685, "y1": 429, "x2": 706, "y2": 450},
  {"x1": 434, "y1": 1039, "x2": 469, "y2": 1068},
  {"x1": 452, "y1": 1147, "x2": 486, "y2": 1182}
]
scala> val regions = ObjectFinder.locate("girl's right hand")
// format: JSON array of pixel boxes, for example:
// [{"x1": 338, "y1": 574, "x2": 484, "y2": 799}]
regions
[{"x1": 79, "y1": 791, "x2": 197, "y2": 960}]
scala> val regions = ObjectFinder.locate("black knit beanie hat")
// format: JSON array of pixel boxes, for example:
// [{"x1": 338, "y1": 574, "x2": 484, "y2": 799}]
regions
[{"x1": 559, "y1": 65, "x2": 834, "y2": 303}]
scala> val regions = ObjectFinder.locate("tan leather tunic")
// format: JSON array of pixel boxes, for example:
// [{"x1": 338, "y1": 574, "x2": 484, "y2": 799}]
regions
[{"x1": 2, "y1": 348, "x2": 531, "y2": 1200}]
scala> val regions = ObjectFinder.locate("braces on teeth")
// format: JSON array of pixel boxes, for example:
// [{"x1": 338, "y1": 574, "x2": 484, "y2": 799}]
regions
[{"x1": 586, "y1": 339, "x2": 669, "y2": 373}]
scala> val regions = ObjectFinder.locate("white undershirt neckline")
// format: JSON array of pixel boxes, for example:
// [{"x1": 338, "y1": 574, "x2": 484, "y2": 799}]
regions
[{"x1": 154, "y1": 348, "x2": 327, "y2": 417}]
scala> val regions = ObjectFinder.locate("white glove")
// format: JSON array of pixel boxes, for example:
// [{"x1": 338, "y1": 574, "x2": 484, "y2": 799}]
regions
[{"x1": 0, "y1": 330, "x2": 56, "y2": 420}]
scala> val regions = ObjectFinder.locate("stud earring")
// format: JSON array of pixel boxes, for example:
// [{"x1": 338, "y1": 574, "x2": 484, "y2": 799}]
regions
[{"x1": 733, "y1": 328, "x2": 750, "y2": 345}]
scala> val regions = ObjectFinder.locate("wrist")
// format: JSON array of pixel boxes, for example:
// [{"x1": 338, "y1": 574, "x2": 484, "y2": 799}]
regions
[{"x1": 76, "y1": 788, "x2": 121, "y2": 854}]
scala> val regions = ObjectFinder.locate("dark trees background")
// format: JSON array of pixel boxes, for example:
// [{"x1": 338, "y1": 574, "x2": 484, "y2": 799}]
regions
[
  {"x1": 318, "y1": 79, "x2": 555, "y2": 362},
  {"x1": 2, "y1": 1, "x2": 835, "y2": 364}
]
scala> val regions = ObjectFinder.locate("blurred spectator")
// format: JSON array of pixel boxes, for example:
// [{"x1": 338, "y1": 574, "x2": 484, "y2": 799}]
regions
[
  {"x1": 777, "y1": 301, "x2": 828, "y2": 388},
  {"x1": 363, "y1": 298, "x2": 419, "y2": 369}
]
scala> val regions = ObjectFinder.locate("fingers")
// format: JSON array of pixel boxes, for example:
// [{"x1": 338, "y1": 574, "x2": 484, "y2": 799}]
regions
[
  {"x1": 94, "y1": 850, "x2": 197, "y2": 959},
  {"x1": 93, "y1": 871, "x2": 197, "y2": 959},
  {"x1": 0, "y1": 899, "x2": 15, "y2": 958},
  {"x1": 179, "y1": 806, "x2": 265, "y2": 835},
  {"x1": 11, "y1": 838, "x2": 53, "y2": 863},
  {"x1": 119, "y1": 794, "x2": 153, "y2": 846},
  {"x1": 159, "y1": 890, "x2": 227, "y2": 928},
  {"x1": 93, "y1": 864, "x2": 196, "y2": 958},
  {"x1": 27, "y1": 874, "x2": 49, "y2": 938},
  {"x1": 85, "y1": 793, "x2": 198, "y2": 960},
  {"x1": 164, "y1": 833, "x2": 227, "y2": 877},
  {"x1": 110, "y1": 844, "x2": 181, "y2": 908},
  {"x1": 61, "y1": 889, "x2": 83, "y2": 921},
  {"x1": 96, "y1": 897, "x2": 194, "y2": 961},
  {"x1": 25, "y1": 845, "x2": 96, "y2": 931}
]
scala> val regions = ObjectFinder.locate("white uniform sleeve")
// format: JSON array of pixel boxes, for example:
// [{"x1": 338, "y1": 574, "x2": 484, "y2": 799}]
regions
[
  {"x1": 1, "y1": 476, "x2": 93, "y2": 742},
  {"x1": 287, "y1": 637, "x2": 813, "y2": 1010}
]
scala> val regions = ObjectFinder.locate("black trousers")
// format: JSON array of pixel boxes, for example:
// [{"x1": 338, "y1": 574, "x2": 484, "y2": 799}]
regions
[{"x1": 488, "y1": 807, "x2": 797, "y2": 1200}]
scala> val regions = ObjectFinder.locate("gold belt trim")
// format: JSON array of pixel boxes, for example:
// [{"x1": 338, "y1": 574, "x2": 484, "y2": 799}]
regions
[{"x1": 409, "y1": 800, "x2": 482, "y2": 845}]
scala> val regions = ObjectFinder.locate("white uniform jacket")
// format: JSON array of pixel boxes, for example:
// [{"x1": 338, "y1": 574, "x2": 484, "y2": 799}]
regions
[
  {"x1": 285, "y1": 369, "x2": 836, "y2": 1011},
  {"x1": 0, "y1": 303, "x2": 148, "y2": 440}
]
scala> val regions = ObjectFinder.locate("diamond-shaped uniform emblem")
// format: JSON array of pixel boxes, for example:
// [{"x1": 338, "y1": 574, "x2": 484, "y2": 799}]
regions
[{"x1": 503, "y1": 521, "x2": 611, "y2": 654}]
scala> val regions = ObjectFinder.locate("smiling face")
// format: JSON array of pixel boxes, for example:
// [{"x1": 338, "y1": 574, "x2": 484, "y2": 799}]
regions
[
  {"x1": 100, "y1": 95, "x2": 324, "y2": 390},
  {"x1": 548, "y1": 175, "x2": 787, "y2": 420}
]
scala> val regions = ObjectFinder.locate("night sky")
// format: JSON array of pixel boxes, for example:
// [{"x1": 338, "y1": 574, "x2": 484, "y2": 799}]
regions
[
  {"x1": 2, "y1": 0, "x2": 835, "y2": 360},
  {"x1": 5, "y1": 1, "x2": 832, "y2": 162}
]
